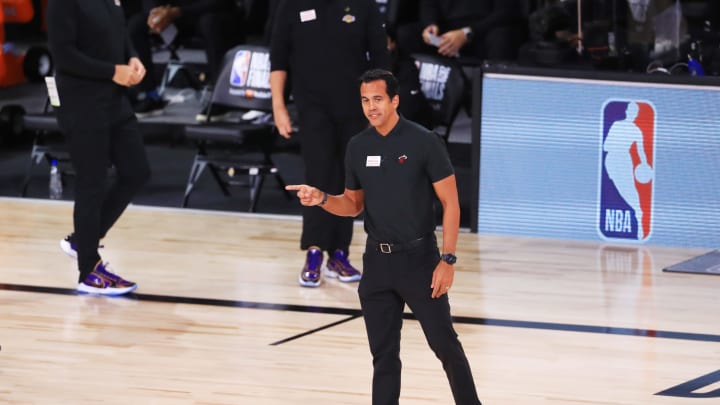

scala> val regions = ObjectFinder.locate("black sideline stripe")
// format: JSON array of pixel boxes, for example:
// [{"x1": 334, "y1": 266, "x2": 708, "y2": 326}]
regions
[{"x1": 1, "y1": 283, "x2": 719, "y2": 344}]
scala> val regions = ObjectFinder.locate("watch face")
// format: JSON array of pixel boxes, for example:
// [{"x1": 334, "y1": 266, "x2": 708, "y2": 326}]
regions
[{"x1": 442, "y1": 254, "x2": 457, "y2": 264}]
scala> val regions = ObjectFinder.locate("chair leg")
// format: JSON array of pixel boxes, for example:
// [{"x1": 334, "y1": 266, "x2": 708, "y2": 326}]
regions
[
  {"x1": 248, "y1": 174, "x2": 266, "y2": 213},
  {"x1": 21, "y1": 154, "x2": 38, "y2": 197},
  {"x1": 272, "y1": 172, "x2": 292, "y2": 200},
  {"x1": 207, "y1": 164, "x2": 231, "y2": 196},
  {"x1": 178, "y1": 66, "x2": 204, "y2": 90},
  {"x1": 182, "y1": 156, "x2": 207, "y2": 207},
  {"x1": 21, "y1": 142, "x2": 49, "y2": 197},
  {"x1": 160, "y1": 61, "x2": 204, "y2": 94},
  {"x1": 159, "y1": 62, "x2": 183, "y2": 96},
  {"x1": 263, "y1": 152, "x2": 292, "y2": 200}
]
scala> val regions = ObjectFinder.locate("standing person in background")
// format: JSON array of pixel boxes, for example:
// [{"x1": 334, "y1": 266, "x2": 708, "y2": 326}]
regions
[
  {"x1": 47, "y1": 0, "x2": 151, "y2": 295},
  {"x1": 286, "y1": 69, "x2": 482, "y2": 404},
  {"x1": 270, "y1": 0, "x2": 390, "y2": 288},
  {"x1": 386, "y1": 25, "x2": 434, "y2": 130}
]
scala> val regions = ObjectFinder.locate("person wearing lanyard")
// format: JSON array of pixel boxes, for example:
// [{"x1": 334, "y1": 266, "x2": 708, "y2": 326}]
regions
[{"x1": 286, "y1": 69, "x2": 482, "y2": 404}]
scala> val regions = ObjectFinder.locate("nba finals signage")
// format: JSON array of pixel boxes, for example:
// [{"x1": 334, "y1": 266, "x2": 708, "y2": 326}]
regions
[
  {"x1": 229, "y1": 49, "x2": 271, "y2": 100},
  {"x1": 417, "y1": 60, "x2": 450, "y2": 103}
]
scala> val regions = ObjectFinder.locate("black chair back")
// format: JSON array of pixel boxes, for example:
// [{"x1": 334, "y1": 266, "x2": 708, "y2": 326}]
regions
[
  {"x1": 412, "y1": 53, "x2": 468, "y2": 141},
  {"x1": 209, "y1": 45, "x2": 274, "y2": 112}
]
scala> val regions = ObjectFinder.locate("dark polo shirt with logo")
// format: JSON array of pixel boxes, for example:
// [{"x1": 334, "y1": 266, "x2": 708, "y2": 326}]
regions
[{"x1": 345, "y1": 117, "x2": 454, "y2": 243}]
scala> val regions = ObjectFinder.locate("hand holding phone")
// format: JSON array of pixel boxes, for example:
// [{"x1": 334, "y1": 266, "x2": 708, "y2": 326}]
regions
[{"x1": 427, "y1": 33, "x2": 442, "y2": 47}]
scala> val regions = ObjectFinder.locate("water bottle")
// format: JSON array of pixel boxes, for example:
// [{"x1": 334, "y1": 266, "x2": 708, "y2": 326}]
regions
[
  {"x1": 608, "y1": 32, "x2": 617, "y2": 56},
  {"x1": 688, "y1": 41, "x2": 705, "y2": 76},
  {"x1": 49, "y1": 159, "x2": 63, "y2": 200}
]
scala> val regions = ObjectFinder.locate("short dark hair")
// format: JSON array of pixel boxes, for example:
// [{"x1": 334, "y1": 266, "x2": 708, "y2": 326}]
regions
[{"x1": 359, "y1": 69, "x2": 399, "y2": 99}]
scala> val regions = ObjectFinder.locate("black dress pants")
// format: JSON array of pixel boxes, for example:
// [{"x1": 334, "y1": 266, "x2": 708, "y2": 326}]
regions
[
  {"x1": 296, "y1": 103, "x2": 367, "y2": 253},
  {"x1": 60, "y1": 93, "x2": 150, "y2": 280},
  {"x1": 358, "y1": 238, "x2": 481, "y2": 405}
]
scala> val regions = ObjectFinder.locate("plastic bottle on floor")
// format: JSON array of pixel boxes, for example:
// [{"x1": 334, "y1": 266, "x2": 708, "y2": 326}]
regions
[{"x1": 49, "y1": 159, "x2": 63, "y2": 199}]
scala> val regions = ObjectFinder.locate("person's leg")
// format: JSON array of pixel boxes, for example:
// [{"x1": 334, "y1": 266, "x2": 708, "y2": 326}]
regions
[
  {"x1": 297, "y1": 104, "x2": 344, "y2": 251},
  {"x1": 359, "y1": 249, "x2": 405, "y2": 405},
  {"x1": 322, "y1": 114, "x2": 365, "y2": 282},
  {"x1": 327, "y1": 115, "x2": 366, "y2": 253},
  {"x1": 400, "y1": 247, "x2": 482, "y2": 405},
  {"x1": 293, "y1": 104, "x2": 341, "y2": 286},
  {"x1": 98, "y1": 115, "x2": 151, "y2": 239},
  {"x1": 65, "y1": 112, "x2": 111, "y2": 281}
]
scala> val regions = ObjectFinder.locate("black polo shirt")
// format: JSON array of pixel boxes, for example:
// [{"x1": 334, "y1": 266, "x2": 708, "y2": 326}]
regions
[
  {"x1": 345, "y1": 117, "x2": 454, "y2": 243},
  {"x1": 270, "y1": 0, "x2": 390, "y2": 116}
]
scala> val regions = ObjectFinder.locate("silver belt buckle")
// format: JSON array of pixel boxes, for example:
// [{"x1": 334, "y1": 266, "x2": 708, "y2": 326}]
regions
[{"x1": 379, "y1": 243, "x2": 392, "y2": 254}]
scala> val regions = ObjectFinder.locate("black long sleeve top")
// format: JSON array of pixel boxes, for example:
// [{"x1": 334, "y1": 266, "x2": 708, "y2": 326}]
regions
[
  {"x1": 46, "y1": 0, "x2": 137, "y2": 119},
  {"x1": 47, "y1": 0, "x2": 136, "y2": 83},
  {"x1": 270, "y1": 0, "x2": 390, "y2": 117}
]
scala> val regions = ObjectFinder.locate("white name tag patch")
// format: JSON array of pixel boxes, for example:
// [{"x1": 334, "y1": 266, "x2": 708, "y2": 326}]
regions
[
  {"x1": 366, "y1": 156, "x2": 381, "y2": 167},
  {"x1": 300, "y1": 9, "x2": 317, "y2": 22}
]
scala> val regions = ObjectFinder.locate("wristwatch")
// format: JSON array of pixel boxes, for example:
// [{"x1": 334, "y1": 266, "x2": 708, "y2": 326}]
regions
[
  {"x1": 462, "y1": 27, "x2": 473, "y2": 42},
  {"x1": 318, "y1": 191, "x2": 328, "y2": 206},
  {"x1": 441, "y1": 253, "x2": 457, "y2": 265}
]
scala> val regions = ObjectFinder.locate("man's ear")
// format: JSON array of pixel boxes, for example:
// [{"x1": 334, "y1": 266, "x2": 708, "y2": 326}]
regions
[{"x1": 392, "y1": 94, "x2": 399, "y2": 108}]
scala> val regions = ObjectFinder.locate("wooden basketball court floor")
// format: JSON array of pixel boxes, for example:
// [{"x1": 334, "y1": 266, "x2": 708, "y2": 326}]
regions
[{"x1": 1, "y1": 197, "x2": 718, "y2": 404}]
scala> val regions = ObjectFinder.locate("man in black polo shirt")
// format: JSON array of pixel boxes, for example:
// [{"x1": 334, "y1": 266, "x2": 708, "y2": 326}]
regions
[{"x1": 286, "y1": 69, "x2": 481, "y2": 405}]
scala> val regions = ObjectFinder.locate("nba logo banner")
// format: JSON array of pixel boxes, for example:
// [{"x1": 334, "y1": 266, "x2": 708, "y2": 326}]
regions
[
  {"x1": 228, "y1": 49, "x2": 272, "y2": 99},
  {"x1": 599, "y1": 100, "x2": 656, "y2": 241},
  {"x1": 230, "y1": 50, "x2": 252, "y2": 88}
]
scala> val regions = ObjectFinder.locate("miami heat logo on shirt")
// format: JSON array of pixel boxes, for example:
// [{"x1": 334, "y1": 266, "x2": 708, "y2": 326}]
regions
[{"x1": 598, "y1": 100, "x2": 656, "y2": 241}]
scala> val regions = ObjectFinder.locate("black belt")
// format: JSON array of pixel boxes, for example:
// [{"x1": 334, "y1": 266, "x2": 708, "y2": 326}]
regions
[{"x1": 367, "y1": 234, "x2": 435, "y2": 254}]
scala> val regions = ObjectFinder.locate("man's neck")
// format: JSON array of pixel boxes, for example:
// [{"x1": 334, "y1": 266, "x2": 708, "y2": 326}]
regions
[{"x1": 376, "y1": 113, "x2": 401, "y2": 136}]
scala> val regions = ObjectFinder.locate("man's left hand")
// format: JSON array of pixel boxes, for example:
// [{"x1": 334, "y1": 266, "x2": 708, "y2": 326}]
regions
[
  {"x1": 286, "y1": 184, "x2": 324, "y2": 206},
  {"x1": 431, "y1": 262, "x2": 455, "y2": 298},
  {"x1": 437, "y1": 29, "x2": 468, "y2": 58},
  {"x1": 127, "y1": 57, "x2": 146, "y2": 86}
]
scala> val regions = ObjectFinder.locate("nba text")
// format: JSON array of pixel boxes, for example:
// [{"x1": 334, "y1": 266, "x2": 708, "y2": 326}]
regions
[{"x1": 604, "y1": 209, "x2": 633, "y2": 234}]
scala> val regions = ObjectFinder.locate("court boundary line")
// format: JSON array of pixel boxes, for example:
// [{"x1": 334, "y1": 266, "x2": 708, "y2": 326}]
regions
[{"x1": 2, "y1": 283, "x2": 719, "y2": 344}]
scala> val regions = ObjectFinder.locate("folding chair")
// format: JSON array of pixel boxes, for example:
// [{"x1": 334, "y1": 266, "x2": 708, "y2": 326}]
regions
[
  {"x1": 412, "y1": 53, "x2": 469, "y2": 143},
  {"x1": 182, "y1": 44, "x2": 291, "y2": 211},
  {"x1": 19, "y1": 96, "x2": 70, "y2": 197},
  {"x1": 156, "y1": 33, "x2": 207, "y2": 96}
]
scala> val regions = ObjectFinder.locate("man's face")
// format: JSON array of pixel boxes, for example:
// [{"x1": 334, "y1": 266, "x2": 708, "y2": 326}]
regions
[{"x1": 360, "y1": 80, "x2": 399, "y2": 132}]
